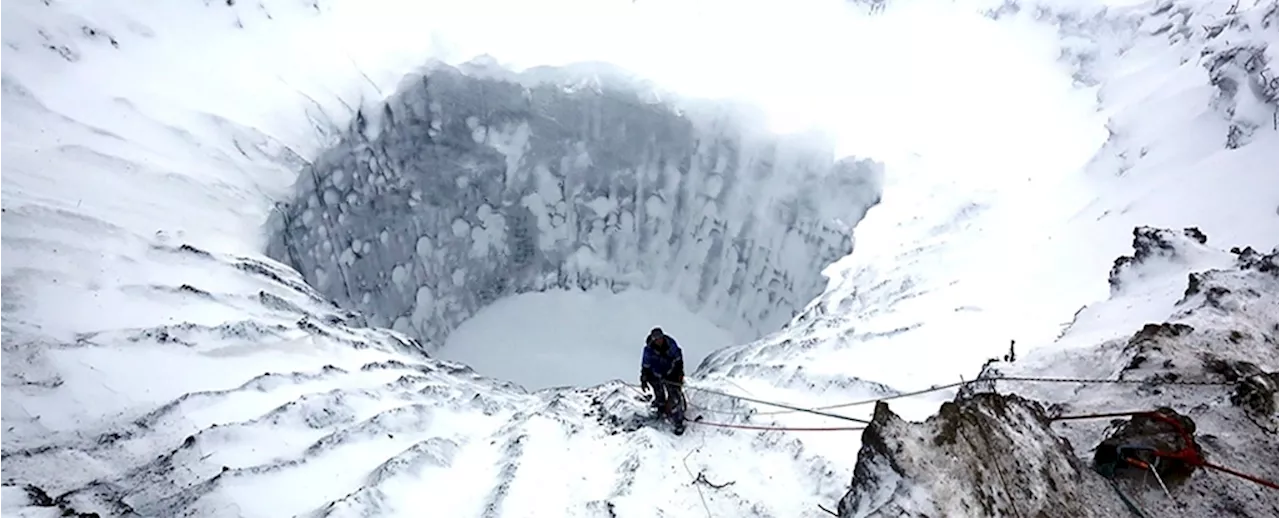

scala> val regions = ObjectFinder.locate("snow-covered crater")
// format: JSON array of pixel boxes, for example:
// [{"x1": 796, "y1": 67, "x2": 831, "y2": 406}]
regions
[
  {"x1": 3, "y1": 0, "x2": 1277, "y2": 516},
  {"x1": 266, "y1": 61, "x2": 883, "y2": 365}
]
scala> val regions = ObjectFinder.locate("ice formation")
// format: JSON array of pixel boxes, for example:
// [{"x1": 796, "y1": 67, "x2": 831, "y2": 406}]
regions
[{"x1": 265, "y1": 62, "x2": 883, "y2": 354}]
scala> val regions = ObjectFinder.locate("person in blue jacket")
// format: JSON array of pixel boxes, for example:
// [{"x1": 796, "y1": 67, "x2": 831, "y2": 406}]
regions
[{"x1": 641, "y1": 327, "x2": 686, "y2": 433}]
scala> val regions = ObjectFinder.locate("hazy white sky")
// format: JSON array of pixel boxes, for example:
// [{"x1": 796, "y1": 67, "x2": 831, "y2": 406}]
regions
[{"x1": 314, "y1": 0, "x2": 1104, "y2": 181}]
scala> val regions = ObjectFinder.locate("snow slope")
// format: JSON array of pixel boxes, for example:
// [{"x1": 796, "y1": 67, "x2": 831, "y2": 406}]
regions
[
  {"x1": 0, "y1": 1, "x2": 880, "y2": 515},
  {"x1": 3, "y1": 0, "x2": 1276, "y2": 517}
]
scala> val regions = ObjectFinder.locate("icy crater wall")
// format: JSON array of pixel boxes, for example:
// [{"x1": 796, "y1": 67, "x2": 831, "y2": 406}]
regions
[{"x1": 267, "y1": 63, "x2": 883, "y2": 351}]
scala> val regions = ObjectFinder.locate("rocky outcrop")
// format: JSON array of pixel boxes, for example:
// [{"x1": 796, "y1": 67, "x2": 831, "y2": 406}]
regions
[
  {"x1": 838, "y1": 394, "x2": 1126, "y2": 518},
  {"x1": 1200, "y1": 0, "x2": 1279, "y2": 148},
  {"x1": 1205, "y1": 357, "x2": 1279, "y2": 432},
  {"x1": 1108, "y1": 226, "x2": 1209, "y2": 293},
  {"x1": 1229, "y1": 245, "x2": 1279, "y2": 274},
  {"x1": 0, "y1": 483, "x2": 98, "y2": 518},
  {"x1": 839, "y1": 227, "x2": 1279, "y2": 517},
  {"x1": 266, "y1": 60, "x2": 883, "y2": 350},
  {"x1": 1093, "y1": 407, "x2": 1201, "y2": 486}
]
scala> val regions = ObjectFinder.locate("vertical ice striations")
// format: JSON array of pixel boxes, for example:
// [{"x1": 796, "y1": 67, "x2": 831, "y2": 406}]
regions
[{"x1": 267, "y1": 62, "x2": 883, "y2": 351}]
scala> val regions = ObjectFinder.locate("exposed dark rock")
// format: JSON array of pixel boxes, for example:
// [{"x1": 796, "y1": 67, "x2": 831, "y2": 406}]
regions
[
  {"x1": 296, "y1": 316, "x2": 325, "y2": 335},
  {"x1": 1131, "y1": 322, "x2": 1195, "y2": 344},
  {"x1": 587, "y1": 392, "x2": 651, "y2": 435},
  {"x1": 1109, "y1": 226, "x2": 1208, "y2": 292},
  {"x1": 23, "y1": 484, "x2": 55, "y2": 506},
  {"x1": 129, "y1": 326, "x2": 195, "y2": 347},
  {"x1": 838, "y1": 394, "x2": 1113, "y2": 517},
  {"x1": 1202, "y1": 16, "x2": 1277, "y2": 149},
  {"x1": 176, "y1": 284, "x2": 212, "y2": 298},
  {"x1": 1183, "y1": 227, "x2": 1208, "y2": 245},
  {"x1": 176, "y1": 243, "x2": 212, "y2": 258},
  {"x1": 9, "y1": 483, "x2": 107, "y2": 517},
  {"x1": 1093, "y1": 407, "x2": 1201, "y2": 486},
  {"x1": 841, "y1": 221, "x2": 1278, "y2": 517},
  {"x1": 1231, "y1": 372, "x2": 1279, "y2": 420},
  {"x1": 258, "y1": 291, "x2": 303, "y2": 313},
  {"x1": 1118, "y1": 323, "x2": 1195, "y2": 377},
  {"x1": 1231, "y1": 246, "x2": 1279, "y2": 274},
  {"x1": 1204, "y1": 357, "x2": 1279, "y2": 421},
  {"x1": 1183, "y1": 271, "x2": 1207, "y2": 299}
]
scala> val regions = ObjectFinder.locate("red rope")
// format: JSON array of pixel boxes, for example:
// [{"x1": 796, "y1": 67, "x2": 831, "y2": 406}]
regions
[
  {"x1": 1199, "y1": 461, "x2": 1280, "y2": 490},
  {"x1": 1051, "y1": 410, "x2": 1279, "y2": 491},
  {"x1": 1146, "y1": 412, "x2": 1280, "y2": 490},
  {"x1": 692, "y1": 419, "x2": 865, "y2": 432}
]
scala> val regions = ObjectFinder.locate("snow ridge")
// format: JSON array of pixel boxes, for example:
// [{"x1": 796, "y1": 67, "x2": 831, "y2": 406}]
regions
[
  {"x1": 843, "y1": 394, "x2": 1119, "y2": 517},
  {"x1": 0, "y1": 231, "x2": 525, "y2": 516}
]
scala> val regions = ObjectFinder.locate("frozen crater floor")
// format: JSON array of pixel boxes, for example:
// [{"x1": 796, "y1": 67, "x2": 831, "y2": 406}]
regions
[
  {"x1": 441, "y1": 288, "x2": 736, "y2": 390},
  {"x1": 2, "y1": 0, "x2": 1278, "y2": 517}
]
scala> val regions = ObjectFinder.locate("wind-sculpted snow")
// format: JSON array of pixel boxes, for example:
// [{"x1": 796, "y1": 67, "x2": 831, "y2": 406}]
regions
[
  {"x1": 266, "y1": 62, "x2": 883, "y2": 349},
  {"x1": 2, "y1": 238, "x2": 854, "y2": 517}
]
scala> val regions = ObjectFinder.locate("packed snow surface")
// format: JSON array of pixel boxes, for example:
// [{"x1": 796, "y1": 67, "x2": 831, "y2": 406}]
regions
[
  {"x1": 442, "y1": 288, "x2": 735, "y2": 389},
  {"x1": 2, "y1": 0, "x2": 1277, "y2": 516}
]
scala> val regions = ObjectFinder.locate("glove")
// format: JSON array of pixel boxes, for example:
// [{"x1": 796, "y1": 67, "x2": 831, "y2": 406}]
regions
[{"x1": 640, "y1": 376, "x2": 650, "y2": 392}]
